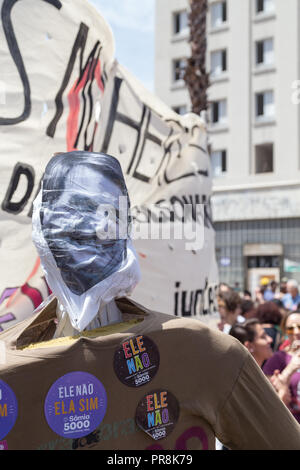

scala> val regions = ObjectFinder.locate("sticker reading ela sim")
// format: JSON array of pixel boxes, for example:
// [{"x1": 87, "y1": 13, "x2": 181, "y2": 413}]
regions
[
  {"x1": 32, "y1": 151, "x2": 141, "y2": 334},
  {"x1": 44, "y1": 371, "x2": 107, "y2": 440}
]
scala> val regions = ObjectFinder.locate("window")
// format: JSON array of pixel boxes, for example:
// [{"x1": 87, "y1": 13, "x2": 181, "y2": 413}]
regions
[
  {"x1": 256, "y1": 0, "x2": 274, "y2": 14},
  {"x1": 256, "y1": 38, "x2": 274, "y2": 66},
  {"x1": 211, "y1": 49, "x2": 227, "y2": 76},
  {"x1": 255, "y1": 143, "x2": 273, "y2": 173},
  {"x1": 211, "y1": 99, "x2": 227, "y2": 124},
  {"x1": 211, "y1": 1, "x2": 227, "y2": 28},
  {"x1": 173, "y1": 10, "x2": 188, "y2": 35},
  {"x1": 173, "y1": 58, "x2": 186, "y2": 82},
  {"x1": 257, "y1": 0, "x2": 264, "y2": 12},
  {"x1": 255, "y1": 91, "x2": 274, "y2": 120},
  {"x1": 173, "y1": 105, "x2": 187, "y2": 115},
  {"x1": 211, "y1": 150, "x2": 227, "y2": 177}
]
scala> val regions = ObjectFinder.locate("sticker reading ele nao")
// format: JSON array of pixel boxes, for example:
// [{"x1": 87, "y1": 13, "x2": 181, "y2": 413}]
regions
[
  {"x1": 135, "y1": 389, "x2": 179, "y2": 441},
  {"x1": 44, "y1": 372, "x2": 107, "y2": 439},
  {"x1": 0, "y1": 380, "x2": 18, "y2": 440},
  {"x1": 114, "y1": 335, "x2": 160, "y2": 387}
]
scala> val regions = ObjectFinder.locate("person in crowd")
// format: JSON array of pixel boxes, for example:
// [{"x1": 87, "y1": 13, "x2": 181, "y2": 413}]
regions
[
  {"x1": 263, "y1": 310, "x2": 300, "y2": 424},
  {"x1": 254, "y1": 286, "x2": 265, "y2": 305},
  {"x1": 254, "y1": 278, "x2": 270, "y2": 305},
  {"x1": 255, "y1": 301, "x2": 283, "y2": 351},
  {"x1": 217, "y1": 290, "x2": 244, "y2": 333},
  {"x1": 282, "y1": 279, "x2": 300, "y2": 311},
  {"x1": 229, "y1": 319, "x2": 273, "y2": 368},
  {"x1": 233, "y1": 282, "x2": 241, "y2": 293},
  {"x1": 243, "y1": 290, "x2": 252, "y2": 300},
  {"x1": 275, "y1": 278, "x2": 288, "y2": 300},
  {"x1": 218, "y1": 318, "x2": 273, "y2": 452},
  {"x1": 218, "y1": 282, "x2": 231, "y2": 294},
  {"x1": 271, "y1": 297, "x2": 286, "y2": 312},
  {"x1": 240, "y1": 299, "x2": 256, "y2": 320},
  {"x1": 264, "y1": 281, "x2": 278, "y2": 302}
]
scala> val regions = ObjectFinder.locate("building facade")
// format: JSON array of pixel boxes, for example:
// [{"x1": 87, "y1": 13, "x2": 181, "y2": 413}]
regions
[{"x1": 155, "y1": 0, "x2": 300, "y2": 294}]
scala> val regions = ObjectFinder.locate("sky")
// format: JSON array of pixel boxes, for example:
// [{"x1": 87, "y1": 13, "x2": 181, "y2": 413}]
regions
[{"x1": 89, "y1": 0, "x2": 155, "y2": 93}]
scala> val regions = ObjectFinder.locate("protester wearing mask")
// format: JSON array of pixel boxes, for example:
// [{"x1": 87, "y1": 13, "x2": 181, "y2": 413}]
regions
[{"x1": 0, "y1": 151, "x2": 300, "y2": 450}]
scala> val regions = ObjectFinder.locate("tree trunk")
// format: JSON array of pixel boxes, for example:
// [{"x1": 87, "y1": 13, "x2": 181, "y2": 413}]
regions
[{"x1": 184, "y1": 0, "x2": 209, "y2": 115}]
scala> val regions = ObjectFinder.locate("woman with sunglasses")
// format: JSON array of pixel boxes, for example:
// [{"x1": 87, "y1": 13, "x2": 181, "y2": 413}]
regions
[{"x1": 262, "y1": 310, "x2": 300, "y2": 424}]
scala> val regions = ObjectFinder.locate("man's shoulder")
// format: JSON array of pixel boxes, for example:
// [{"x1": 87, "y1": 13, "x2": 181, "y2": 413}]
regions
[
  {"x1": 119, "y1": 298, "x2": 248, "y2": 364},
  {"x1": 281, "y1": 293, "x2": 291, "y2": 305},
  {"x1": 151, "y1": 310, "x2": 247, "y2": 357}
]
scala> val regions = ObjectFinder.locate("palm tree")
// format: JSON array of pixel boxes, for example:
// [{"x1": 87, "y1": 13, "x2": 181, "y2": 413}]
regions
[{"x1": 184, "y1": 0, "x2": 209, "y2": 115}]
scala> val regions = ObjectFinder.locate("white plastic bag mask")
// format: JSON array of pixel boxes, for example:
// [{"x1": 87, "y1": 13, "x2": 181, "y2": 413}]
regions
[{"x1": 32, "y1": 151, "x2": 141, "y2": 331}]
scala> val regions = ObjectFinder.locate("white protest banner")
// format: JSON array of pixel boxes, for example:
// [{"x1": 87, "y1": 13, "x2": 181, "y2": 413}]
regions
[
  {"x1": 93, "y1": 62, "x2": 219, "y2": 325},
  {"x1": 0, "y1": 0, "x2": 218, "y2": 331},
  {"x1": 0, "y1": 0, "x2": 115, "y2": 330}
]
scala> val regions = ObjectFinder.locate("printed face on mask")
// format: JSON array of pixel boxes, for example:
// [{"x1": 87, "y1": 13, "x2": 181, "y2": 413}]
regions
[{"x1": 40, "y1": 154, "x2": 130, "y2": 295}]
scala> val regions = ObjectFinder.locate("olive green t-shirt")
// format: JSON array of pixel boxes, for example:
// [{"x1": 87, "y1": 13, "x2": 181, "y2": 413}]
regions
[{"x1": 0, "y1": 296, "x2": 299, "y2": 450}]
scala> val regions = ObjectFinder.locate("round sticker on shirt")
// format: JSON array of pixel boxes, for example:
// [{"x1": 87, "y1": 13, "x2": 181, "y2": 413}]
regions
[
  {"x1": 44, "y1": 371, "x2": 107, "y2": 439},
  {"x1": 0, "y1": 380, "x2": 18, "y2": 440},
  {"x1": 135, "y1": 389, "x2": 180, "y2": 440},
  {"x1": 113, "y1": 335, "x2": 160, "y2": 388}
]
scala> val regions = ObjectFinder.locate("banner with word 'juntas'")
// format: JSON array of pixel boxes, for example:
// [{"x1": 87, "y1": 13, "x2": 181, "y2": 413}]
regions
[{"x1": 0, "y1": 0, "x2": 219, "y2": 332}]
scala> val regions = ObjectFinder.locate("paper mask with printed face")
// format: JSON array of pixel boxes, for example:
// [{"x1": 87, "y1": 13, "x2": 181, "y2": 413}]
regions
[{"x1": 32, "y1": 151, "x2": 140, "y2": 331}]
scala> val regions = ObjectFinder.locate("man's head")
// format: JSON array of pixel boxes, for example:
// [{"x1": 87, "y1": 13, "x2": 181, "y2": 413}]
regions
[
  {"x1": 287, "y1": 279, "x2": 299, "y2": 298},
  {"x1": 217, "y1": 290, "x2": 242, "y2": 327},
  {"x1": 32, "y1": 151, "x2": 140, "y2": 331},
  {"x1": 40, "y1": 151, "x2": 129, "y2": 295},
  {"x1": 269, "y1": 280, "x2": 277, "y2": 292},
  {"x1": 240, "y1": 299, "x2": 256, "y2": 320}
]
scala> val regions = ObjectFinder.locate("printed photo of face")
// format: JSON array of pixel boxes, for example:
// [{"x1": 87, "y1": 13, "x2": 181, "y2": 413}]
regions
[{"x1": 41, "y1": 152, "x2": 130, "y2": 295}]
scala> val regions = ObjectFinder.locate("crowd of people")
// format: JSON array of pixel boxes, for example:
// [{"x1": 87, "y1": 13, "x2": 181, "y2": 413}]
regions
[{"x1": 217, "y1": 278, "x2": 300, "y2": 425}]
